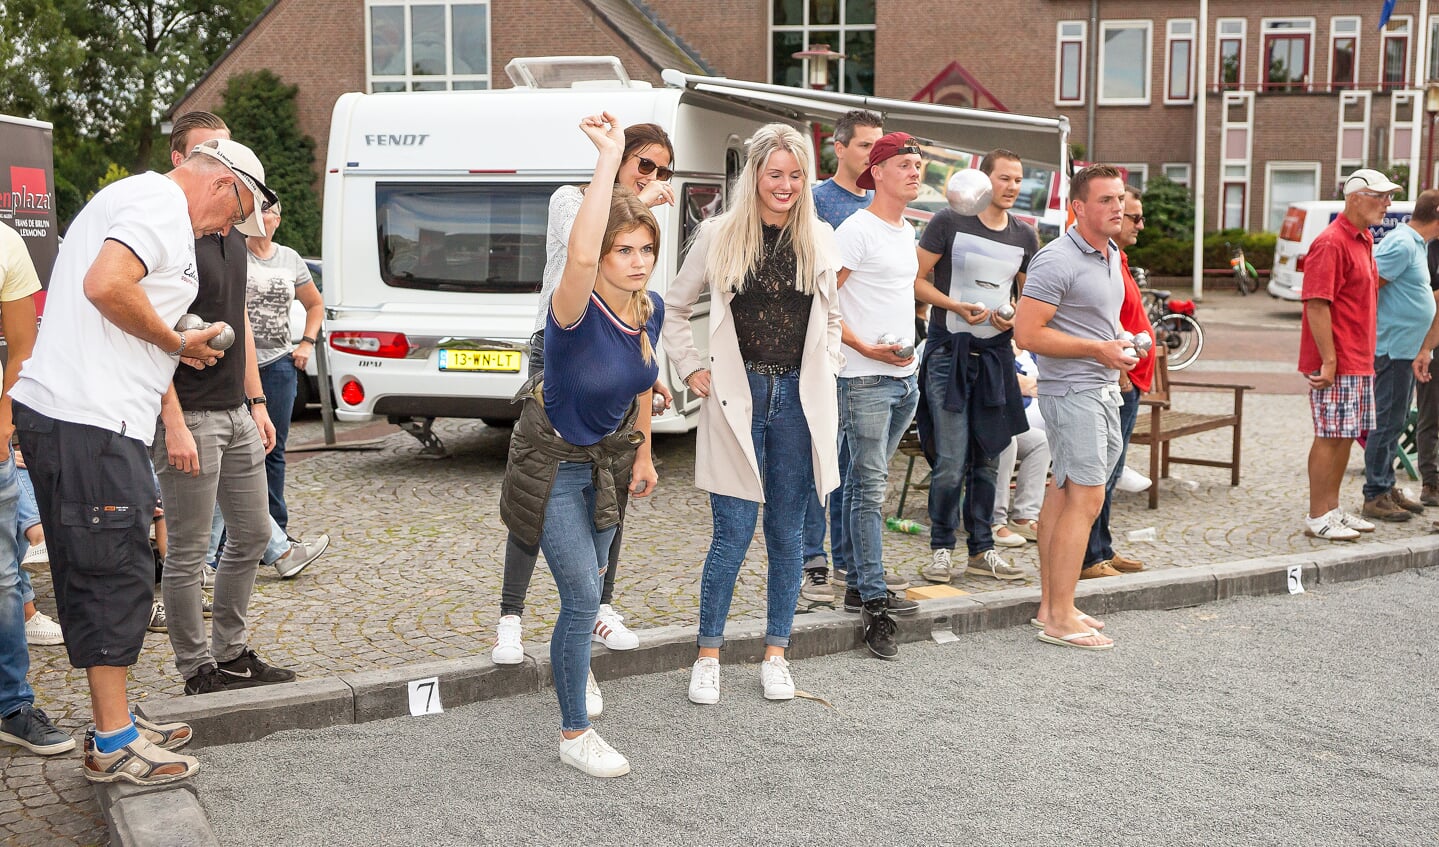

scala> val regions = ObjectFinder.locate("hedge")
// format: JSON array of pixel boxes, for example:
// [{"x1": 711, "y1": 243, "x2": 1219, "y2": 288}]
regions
[{"x1": 1125, "y1": 229, "x2": 1277, "y2": 277}]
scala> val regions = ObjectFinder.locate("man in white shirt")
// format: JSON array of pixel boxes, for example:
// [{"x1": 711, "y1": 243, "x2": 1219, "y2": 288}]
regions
[
  {"x1": 833, "y1": 132, "x2": 924, "y2": 660},
  {"x1": 11, "y1": 140, "x2": 266, "y2": 784}
]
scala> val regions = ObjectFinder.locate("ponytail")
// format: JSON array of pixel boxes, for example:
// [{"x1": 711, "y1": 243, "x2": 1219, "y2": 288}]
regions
[{"x1": 630, "y1": 289, "x2": 655, "y2": 365}]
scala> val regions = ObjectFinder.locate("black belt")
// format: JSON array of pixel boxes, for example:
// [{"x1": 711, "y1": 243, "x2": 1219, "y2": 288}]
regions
[{"x1": 744, "y1": 361, "x2": 799, "y2": 377}]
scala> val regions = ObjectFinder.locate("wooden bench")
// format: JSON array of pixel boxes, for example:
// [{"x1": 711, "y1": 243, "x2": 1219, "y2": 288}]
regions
[{"x1": 1128, "y1": 345, "x2": 1253, "y2": 509}]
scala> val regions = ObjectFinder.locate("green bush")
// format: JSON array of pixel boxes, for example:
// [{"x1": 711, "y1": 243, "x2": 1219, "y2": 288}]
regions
[{"x1": 1125, "y1": 229, "x2": 1276, "y2": 277}]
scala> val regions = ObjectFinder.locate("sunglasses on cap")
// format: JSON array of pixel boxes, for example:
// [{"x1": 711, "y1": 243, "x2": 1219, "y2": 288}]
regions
[{"x1": 634, "y1": 156, "x2": 674, "y2": 182}]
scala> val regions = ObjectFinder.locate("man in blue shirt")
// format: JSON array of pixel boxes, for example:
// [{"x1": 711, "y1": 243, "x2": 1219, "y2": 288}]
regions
[{"x1": 1368, "y1": 189, "x2": 1439, "y2": 520}]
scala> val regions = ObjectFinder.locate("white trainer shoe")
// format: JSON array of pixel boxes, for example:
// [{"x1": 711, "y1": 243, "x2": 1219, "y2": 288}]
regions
[
  {"x1": 1116, "y1": 467, "x2": 1152, "y2": 493},
  {"x1": 592, "y1": 604, "x2": 639, "y2": 650},
  {"x1": 586, "y1": 670, "x2": 603, "y2": 718},
  {"x1": 20, "y1": 540, "x2": 47, "y2": 570},
  {"x1": 1339, "y1": 512, "x2": 1377, "y2": 533},
  {"x1": 491, "y1": 615, "x2": 524, "y2": 665},
  {"x1": 24, "y1": 611, "x2": 64, "y2": 646},
  {"x1": 759, "y1": 656, "x2": 795, "y2": 701},
  {"x1": 1304, "y1": 510, "x2": 1360, "y2": 542},
  {"x1": 558, "y1": 728, "x2": 630, "y2": 778},
  {"x1": 922, "y1": 548, "x2": 953, "y2": 583},
  {"x1": 688, "y1": 657, "x2": 720, "y2": 705}
]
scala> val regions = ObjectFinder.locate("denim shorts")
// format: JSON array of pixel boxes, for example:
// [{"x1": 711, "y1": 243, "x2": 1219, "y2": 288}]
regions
[{"x1": 1038, "y1": 385, "x2": 1123, "y2": 488}]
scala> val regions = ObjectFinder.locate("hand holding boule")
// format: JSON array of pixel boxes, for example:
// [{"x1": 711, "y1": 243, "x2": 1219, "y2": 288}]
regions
[{"x1": 210, "y1": 322, "x2": 235, "y2": 351}]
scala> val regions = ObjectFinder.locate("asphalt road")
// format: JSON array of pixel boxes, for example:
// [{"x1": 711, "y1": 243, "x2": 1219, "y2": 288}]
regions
[{"x1": 196, "y1": 569, "x2": 1439, "y2": 847}]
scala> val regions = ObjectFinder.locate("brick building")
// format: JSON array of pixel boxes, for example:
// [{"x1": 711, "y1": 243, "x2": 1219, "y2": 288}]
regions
[{"x1": 175, "y1": 0, "x2": 1439, "y2": 232}]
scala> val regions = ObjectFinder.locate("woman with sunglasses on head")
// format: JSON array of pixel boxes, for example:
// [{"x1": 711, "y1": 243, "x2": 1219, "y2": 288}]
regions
[
  {"x1": 489, "y1": 123, "x2": 674, "y2": 690},
  {"x1": 499, "y1": 112, "x2": 661, "y2": 777},
  {"x1": 663, "y1": 122, "x2": 843, "y2": 705}
]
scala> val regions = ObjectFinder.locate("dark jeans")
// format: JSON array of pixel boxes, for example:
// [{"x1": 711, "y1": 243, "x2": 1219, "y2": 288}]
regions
[
  {"x1": 924, "y1": 346, "x2": 1001, "y2": 556},
  {"x1": 1363, "y1": 354, "x2": 1415, "y2": 500},
  {"x1": 259, "y1": 354, "x2": 298, "y2": 531},
  {"x1": 1084, "y1": 385, "x2": 1141, "y2": 566},
  {"x1": 1418, "y1": 348, "x2": 1439, "y2": 488}
]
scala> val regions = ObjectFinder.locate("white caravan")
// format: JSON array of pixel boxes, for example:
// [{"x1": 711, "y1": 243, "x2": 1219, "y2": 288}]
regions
[{"x1": 322, "y1": 56, "x2": 1068, "y2": 453}]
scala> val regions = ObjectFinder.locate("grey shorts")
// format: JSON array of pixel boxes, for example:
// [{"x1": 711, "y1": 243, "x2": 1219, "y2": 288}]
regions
[{"x1": 1038, "y1": 385, "x2": 1123, "y2": 488}]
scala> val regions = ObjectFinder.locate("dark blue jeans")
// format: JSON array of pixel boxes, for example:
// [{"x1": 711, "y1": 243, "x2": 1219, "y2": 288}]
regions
[
  {"x1": 259, "y1": 354, "x2": 298, "y2": 531},
  {"x1": 924, "y1": 346, "x2": 1001, "y2": 556},
  {"x1": 1085, "y1": 385, "x2": 1141, "y2": 566},
  {"x1": 1363, "y1": 354, "x2": 1416, "y2": 500},
  {"x1": 697, "y1": 372, "x2": 813, "y2": 648},
  {"x1": 0, "y1": 455, "x2": 31, "y2": 717}
]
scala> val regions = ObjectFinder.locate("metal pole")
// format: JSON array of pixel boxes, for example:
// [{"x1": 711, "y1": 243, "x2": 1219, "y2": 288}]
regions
[
  {"x1": 1427, "y1": 111, "x2": 1437, "y2": 191},
  {"x1": 315, "y1": 325, "x2": 337, "y2": 445},
  {"x1": 1192, "y1": 0, "x2": 1208, "y2": 301},
  {"x1": 1086, "y1": 0, "x2": 1098, "y2": 160}
]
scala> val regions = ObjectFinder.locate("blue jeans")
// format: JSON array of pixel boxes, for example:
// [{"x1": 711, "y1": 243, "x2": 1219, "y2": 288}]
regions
[
  {"x1": 0, "y1": 455, "x2": 34, "y2": 716},
  {"x1": 15, "y1": 467, "x2": 38, "y2": 605},
  {"x1": 923, "y1": 347, "x2": 1001, "y2": 556},
  {"x1": 538, "y1": 461, "x2": 614, "y2": 732},
  {"x1": 840, "y1": 374, "x2": 919, "y2": 602},
  {"x1": 697, "y1": 372, "x2": 814, "y2": 648},
  {"x1": 803, "y1": 390, "x2": 847, "y2": 573},
  {"x1": 207, "y1": 503, "x2": 290, "y2": 566},
  {"x1": 1363, "y1": 354, "x2": 1416, "y2": 500},
  {"x1": 259, "y1": 354, "x2": 298, "y2": 530},
  {"x1": 1085, "y1": 385, "x2": 1141, "y2": 565}
]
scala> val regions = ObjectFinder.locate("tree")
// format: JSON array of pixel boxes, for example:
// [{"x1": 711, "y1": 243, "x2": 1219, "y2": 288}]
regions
[
  {"x1": 1138, "y1": 174, "x2": 1195, "y2": 242},
  {"x1": 219, "y1": 70, "x2": 321, "y2": 256}
]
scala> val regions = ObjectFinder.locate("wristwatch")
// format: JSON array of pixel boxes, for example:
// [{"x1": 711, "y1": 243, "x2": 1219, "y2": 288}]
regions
[{"x1": 246, "y1": 396, "x2": 268, "y2": 409}]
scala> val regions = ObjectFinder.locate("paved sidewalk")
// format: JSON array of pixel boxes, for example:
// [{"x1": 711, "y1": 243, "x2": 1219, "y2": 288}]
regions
[{"x1": 6, "y1": 288, "x2": 1432, "y2": 844}]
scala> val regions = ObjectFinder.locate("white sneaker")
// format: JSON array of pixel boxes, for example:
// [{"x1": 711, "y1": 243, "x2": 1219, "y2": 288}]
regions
[
  {"x1": 491, "y1": 615, "x2": 524, "y2": 665},
  {"x1": 24, "y1": 611, "x2": 63, "y2": 646},
  {"x1": 200, "y1": 563, "x2": 217, "y2": 591},
  {"x1": 759, "y1": 656, "x2": 794, "y2": 700},
  {"x1": 592, "y1": 604, "x2": 639, "y2": 650},
  {"x1": 20, "y1": 540, "x2": 47, "y2": 569},
  {"x1": 558, "y1": 727, "x2": 630, "y2": 778},
  {"x1": 1116, "y1": 467, "x2": 1152, "y2": 493},
  {"x1": 688, "y1": 657, "x2": 720, "y2": 705},
  {"x1": 1304, "y1": 511, "x2": 1360, "y2": 542},
  {"x1": 1339, "y1": 512, "x2": 1377, "y2": 533},
  {"x1": 921, "y1": 548, "x2": 953, "y2": 583},
  {"x1": 992, "y1": 524, "x2": 1027, "y2": 548},
  {"x1": 586, "y1": 670, "x2": 603, "y2": 718}
]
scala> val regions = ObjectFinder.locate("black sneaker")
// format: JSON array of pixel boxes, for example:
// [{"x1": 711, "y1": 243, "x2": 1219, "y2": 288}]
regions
[
  {"x1": 216, "y1": 648, "x2": 297, "y2": 688},
  {"x1": 0, "y1": 704, "x2": 76, "y2": 755},
  {"x1": 861, "y1": 603, "x2": 899, "y2": 660},
  {"x1": 184, "y1": 664, "x2": 230, "y2": 696},
  {"x1": 843, "y1": 587, "x2": 863, "y2": 613}
]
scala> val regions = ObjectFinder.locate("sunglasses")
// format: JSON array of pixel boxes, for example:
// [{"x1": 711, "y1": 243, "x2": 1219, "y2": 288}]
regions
[
  {"x1": 634, "y1": 156, "x2": 674, "y2": 182},
  {"x1": 1123, "y1": 213, "x2": 1145, "y2": 224},
  {"x1": 229, "y1": 182, "x2": 248, "y2": 227}
]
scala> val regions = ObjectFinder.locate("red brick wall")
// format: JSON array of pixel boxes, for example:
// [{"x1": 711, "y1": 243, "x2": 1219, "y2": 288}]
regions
[
  {"x1": 494, "y1": 0, "x2": 658, "y2": 84},
  {"x1": 642, "y1": 0, "x2": 769, "y2": 80}
]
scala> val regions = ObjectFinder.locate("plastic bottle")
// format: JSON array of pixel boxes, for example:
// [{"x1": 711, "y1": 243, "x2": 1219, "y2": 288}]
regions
[{"x1": 885, "y1": 517, "x2": 927, "y2": 534}]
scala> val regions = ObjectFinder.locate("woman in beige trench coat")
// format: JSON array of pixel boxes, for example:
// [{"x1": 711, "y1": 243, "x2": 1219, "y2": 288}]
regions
[{"x1": 662, "y1": 123, "x2": 844, "y2": 706}]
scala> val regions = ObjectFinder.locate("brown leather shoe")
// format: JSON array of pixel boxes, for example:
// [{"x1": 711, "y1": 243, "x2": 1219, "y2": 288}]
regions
[
  {"x1": 1389, "y1": 487, "x2": 1425, "y2": 513},
  {"x1": 1422, "y1": 485, "x2": 1439, "y2": 507},
  {"x1": 1362, "y1": 492, "x2": 1413, "y2": 522},
  {"x1": 1108, "y1": 554, "x2": 1146, "y2": 573},
  {"x1": 1079, "y1": 561, "x2": 1123, "y2": 579}
]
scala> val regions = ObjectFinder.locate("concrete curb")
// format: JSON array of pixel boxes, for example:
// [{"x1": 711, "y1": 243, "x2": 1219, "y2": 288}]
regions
[{"x1": 112, "y1": 536, "x2": 1439, "y2": 847}]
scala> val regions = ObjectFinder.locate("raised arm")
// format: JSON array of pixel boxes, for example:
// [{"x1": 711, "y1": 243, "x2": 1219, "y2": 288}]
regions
[{"x1": 550, "y1": 112, "x2": 625, "y2": 328}]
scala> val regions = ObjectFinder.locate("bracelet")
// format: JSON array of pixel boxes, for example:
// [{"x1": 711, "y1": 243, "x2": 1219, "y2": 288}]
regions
[
  {"x1": 171, "y1": 331, "x2": 187, "y2": 357},
  {"x1": 301, "y1": 336, "x2": 317, "y2": 345}
]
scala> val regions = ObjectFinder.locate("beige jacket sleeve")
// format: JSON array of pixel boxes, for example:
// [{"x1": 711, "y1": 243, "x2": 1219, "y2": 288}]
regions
[
  {"x1": 662, "y1": 222, "x2": 713, "y2": 381},
  {"x1": 815, "y1": 222, "x2": 846, "y2": 373}
]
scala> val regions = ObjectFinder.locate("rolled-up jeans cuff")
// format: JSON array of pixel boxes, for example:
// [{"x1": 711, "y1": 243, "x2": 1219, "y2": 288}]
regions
[
  {"x1": 696, "y1": 634, "x2": 724, "y2": 649},
  {"x1": 764, "y1": 635, "x2": 791, "y2": 648}
]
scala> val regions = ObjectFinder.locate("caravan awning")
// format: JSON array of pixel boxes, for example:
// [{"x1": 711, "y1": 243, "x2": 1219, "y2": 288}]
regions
[{"x1": 661, "y1": 70, "x2": 1069, "y2": 170}]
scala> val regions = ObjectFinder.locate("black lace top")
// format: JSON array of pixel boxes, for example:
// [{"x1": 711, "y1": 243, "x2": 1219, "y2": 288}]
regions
[{"x1": 730, "y1": 224, "x2": 813, "y2": 371}]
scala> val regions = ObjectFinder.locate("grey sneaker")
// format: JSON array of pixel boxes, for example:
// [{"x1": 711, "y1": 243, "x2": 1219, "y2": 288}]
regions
[
  {"x1": 83, "y1": 734, "x2": 198, "y2": 785},
  {"x1": 921, "y1": 548, "x2": 954, "y2": 583},
  {"x1": 274, "y1": 533, "x2": 330, "y2": 578},
  {"x1": 800, "y1": 568, "x2": 834, "y2": 603},
  {"x1": 147, "y1": 600, "x2": 168, "y2": 633},
  {"x1": 85, "y1": 715, "x2": 193, "y2": 752},
  {"x1": 965, "y1": 549, "x2": 1025, "y2": 581},
  {"x1": 201, "y1": 563, "x2": 217, "y2": 590},
  {"x1": 0, "y1": 704, "x2": 75, "y2": 755}
]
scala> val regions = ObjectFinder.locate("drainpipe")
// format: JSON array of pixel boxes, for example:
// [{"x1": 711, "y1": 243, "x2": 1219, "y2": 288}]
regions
[
  {"x1": 1192, "y1": 0, "x2": 1208, "y2": 300},
  {"x1": 1086, "y1": 0, "x2": 1098, "y2": 160},
  {"x1": 1415, "y1": 0, "x2": 1430, "y2": 194}
]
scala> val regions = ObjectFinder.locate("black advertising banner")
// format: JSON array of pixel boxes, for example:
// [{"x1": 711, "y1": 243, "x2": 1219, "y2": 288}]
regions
[{"x1": 0, "y1": 116, "x2": 58, "y2": 288}]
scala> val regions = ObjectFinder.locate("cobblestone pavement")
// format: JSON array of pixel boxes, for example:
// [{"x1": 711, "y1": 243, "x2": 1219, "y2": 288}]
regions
[{"x1": 4, "y1": 288, "x2": 1430, "y2": 844}]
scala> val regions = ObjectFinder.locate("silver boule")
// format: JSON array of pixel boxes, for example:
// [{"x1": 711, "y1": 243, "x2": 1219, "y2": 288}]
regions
[
  {"x1": 996, "y1": 303, "x2": 1015, "y2": 321},
  {"x1": 175, "y1": 313, "x2": 206, "y2": 332},
  {"x1": 210, "y1": 322, "x2": 236, "y2": 351},
  {"x1": 946, "y1": 168, "x2": 993, "y2": 216},
  {"x1": 1133, "y1": 331, "x2": 1153, "y2": 353}
]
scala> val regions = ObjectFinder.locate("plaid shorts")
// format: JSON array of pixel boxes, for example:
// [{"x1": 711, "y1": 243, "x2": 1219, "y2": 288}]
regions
[{"x1": 1309, "y1": 374, "x2": 1376, "y2": 439}]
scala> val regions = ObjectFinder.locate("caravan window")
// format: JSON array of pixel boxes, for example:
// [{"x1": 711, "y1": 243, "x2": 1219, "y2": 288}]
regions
[{"x1": 375, "y1": 182, "x2": 554, "y2": 293}]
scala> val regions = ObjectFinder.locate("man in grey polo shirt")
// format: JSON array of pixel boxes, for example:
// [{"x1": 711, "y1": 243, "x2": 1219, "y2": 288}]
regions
[{"x1": 1014, "y1": 164, "x2": 1139, "y2": 652}]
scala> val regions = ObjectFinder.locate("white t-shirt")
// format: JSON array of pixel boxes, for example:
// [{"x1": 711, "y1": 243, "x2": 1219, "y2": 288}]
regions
[
  {"x1": 834, "y1": 209, "x2": 919, "y2": 378},
  {"x1": 12, "y1": 172, "x2": 197, "y2": 445}
]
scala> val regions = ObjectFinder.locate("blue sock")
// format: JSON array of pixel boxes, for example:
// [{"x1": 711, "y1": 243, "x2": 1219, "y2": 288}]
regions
[{"x1": 94, "y1": 721, "x2": 140, "y2": 754}]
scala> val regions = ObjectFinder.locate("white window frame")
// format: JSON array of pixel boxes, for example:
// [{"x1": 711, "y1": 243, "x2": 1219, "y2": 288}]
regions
[
  {"x1": 1390, "y1": 90, "x2": 1421, "y2": 170},
  {"x1": 1220, "y1": 91, "x2": 1254, "y2": 230},
  {"x1": 1336, "y1": 90, "x2": 1371, "y2": 179},
  {"x1": 1428, "y1": 15, "x2": 1439, "y2": 84},
  {"x1": 1260, "y1": 17, "x2": 1316, "y2": 93},
  {"x1": 768, "y1": 1, "x2": 878, "y2": 94},
  {"x1": 1055, "y1": 20, "x2": 1088, "y2": 106},
  {"x1": 1328, "y1": 16, "x2": 1360, "y2": 92},
  {"x1": 1114, "y1": 163, "x2": 1149, "y2": 189},
  {"x1": 1098, "y1": 19, "x2": 1153, "y2": 105},
  {"x1": 1162, "y1": 163, "x2": 1192, "y2": 187},
  {"x1": 1215, "y1": 18, "x2": 1246, "y2": 90},
  {"x1": 1263, "y1": 162, "x2": 1322, "y2": 232},
  {"x1": 1381, "y1": 16, "x2": 1413, "y2": 91},
  {"x1": 1165, "y1": 19, "x2": 1196, "y2": 104},
  {"x1": 364, "y1": 0, "x2": 492, "y2": 92}
]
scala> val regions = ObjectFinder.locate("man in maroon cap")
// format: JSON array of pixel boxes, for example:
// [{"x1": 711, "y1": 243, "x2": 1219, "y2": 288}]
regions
[{"x1": 832, "y1": 132, "x2": 924, "y2": 660}]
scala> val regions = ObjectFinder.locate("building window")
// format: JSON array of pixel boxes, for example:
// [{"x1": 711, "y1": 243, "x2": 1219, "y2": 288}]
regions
[
  {"x1": 1114, "y1": 163, "x2": 1148, "y2": 189},
  {"x1": 1329, "y1": 17, "x2": 1359, "y2": 91},
  {"x1": 1098, "y1": 20, "x2": 1152, "y2": 104},
  {"x1": 1220, "y1": 92, "x2": 1254, "y2": 229},
  {"x1": 1428, "y1": 16, "x2": 1439, "y2": 83},
  {"x1": 1265, "y1": 163, "x2": 1320, "y2": 232},
  {"x1": 1216, "y1": 19, "x2": 1245, "y2": 90},
  {"x1": 1391, "y1": 92, "x2": 1419, "y2": 168},
  {"x1": 1163, "y1": 163, "x2": 1191, "y2": 187},
  {"x1": 1055, "y1": 21, "x2": 1087, "y2": 105},
  {"x1": 366, "y1": 1, "x2": 491, "y2": 92},
  {"x1": 1382, "y1": 17, "x2": 1411, "y2": 90},
  {"x1": 771, "y1": 0, "x2": 877, "y2": 95},
  {"x1": 1222, "y1": 183, "x2": 1246, "y2": 229},
  {"x1": 1262, "y1": 18, "x2": 1314, "y2": 92},
  {"x1": 1165, "y1": 19, "x2": 1195, "y2": 103},
  {"x1": 1337, "y1": 91, "x2": 1371, "y2": 178}
]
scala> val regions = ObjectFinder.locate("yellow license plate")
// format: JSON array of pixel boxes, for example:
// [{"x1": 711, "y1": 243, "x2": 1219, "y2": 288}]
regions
[
  {"x1": 1278, "y1": 255, "x2": 1290, "y2": 265},
  {"x1": 438, "y1": 349, "x2": 520, "y2": 372}
]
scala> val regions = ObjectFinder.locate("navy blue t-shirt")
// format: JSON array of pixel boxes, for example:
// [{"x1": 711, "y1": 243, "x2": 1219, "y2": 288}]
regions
[{"x1": 544, "y1": 291, "x2": 662, "y2": 446}]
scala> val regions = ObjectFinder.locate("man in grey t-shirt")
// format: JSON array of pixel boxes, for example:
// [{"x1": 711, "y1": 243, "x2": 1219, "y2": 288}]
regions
[{"x1": 1014, "y1": 164, "x2": 1138, "y2": 652}]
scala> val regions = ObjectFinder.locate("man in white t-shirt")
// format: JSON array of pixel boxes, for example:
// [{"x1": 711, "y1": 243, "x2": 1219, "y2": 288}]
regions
[
  {"x1": 10, "y1": 139, "x2": 268, "y2": 785},
  {"x1": 833, "y1": 132, "x2": 924, "y2": 661}
]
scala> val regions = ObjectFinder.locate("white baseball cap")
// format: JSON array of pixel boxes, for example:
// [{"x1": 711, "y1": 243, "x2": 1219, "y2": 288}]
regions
[
  {"x1": 188, "y1": 138, "x2": 279, "y2": 237},
  {"x1": 1343, "y1": 168, "x2": 1402, "y2": 196}
]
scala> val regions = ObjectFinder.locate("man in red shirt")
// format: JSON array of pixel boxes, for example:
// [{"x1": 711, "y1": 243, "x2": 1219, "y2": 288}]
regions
[
  {"x1": 1300, "y1": 168, "x2": 1400, "y2": 541},
  {"x1": 1080, "y1": 186, "x2": 1156, "y2": 578}
]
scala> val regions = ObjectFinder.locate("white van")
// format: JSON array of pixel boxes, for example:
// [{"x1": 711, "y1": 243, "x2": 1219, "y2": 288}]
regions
[
  {"x1": 322, "y1": 57, "x2": 1068, "y2": 453},
  {"x1": 1269, "y1": 200, "x2": 1415, "y2": 300}
]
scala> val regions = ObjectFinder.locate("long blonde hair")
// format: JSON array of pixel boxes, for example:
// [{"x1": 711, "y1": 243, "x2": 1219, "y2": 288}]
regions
[
  {"x1": 600, "y1": 187, "x2": 660, "y2": 364},
  {"x1": 704, "y1": 123, "x2": 823, "y2": 295}
]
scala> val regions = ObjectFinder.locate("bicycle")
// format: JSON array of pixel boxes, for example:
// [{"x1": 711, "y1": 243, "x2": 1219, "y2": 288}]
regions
[
  {"x1": 1138, "y1": 281, "x2": 1205, "y2": 371},
  {"x1": 1227, "y1": 242, "x2": 1260, "y2": 296}
]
